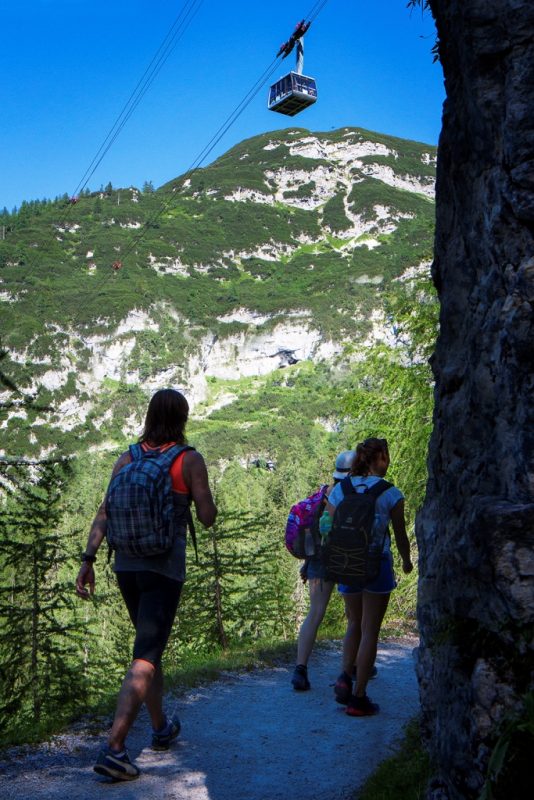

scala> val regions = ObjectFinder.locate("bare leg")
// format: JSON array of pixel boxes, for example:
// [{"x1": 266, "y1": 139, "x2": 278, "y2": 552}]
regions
[
  {"x1": 354, "y1": 592, "x2": 390, "y2": 697},
  {"x1": 341, "y1": 594, "x2": 363, "y2": 675},
  {"x1": 145, "y1": 663, "x2": 166, "y2": 732},
  {"x1": 296, "y1": 579, "x2": 334, "y2": 665},
  {"x1": 108, "y1": 659, "x2": 155, "y2": 751}
]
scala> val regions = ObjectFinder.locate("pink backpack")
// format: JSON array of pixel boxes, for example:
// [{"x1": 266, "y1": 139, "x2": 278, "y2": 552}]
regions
[{"x1": 285, "y1": 485, "x2": 328, "y2": 559}]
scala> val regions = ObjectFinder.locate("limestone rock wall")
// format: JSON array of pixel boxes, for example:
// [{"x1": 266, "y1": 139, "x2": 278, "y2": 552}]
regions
[{"x1": 416, "y1": 2, "x2": 534, "y2": 797}]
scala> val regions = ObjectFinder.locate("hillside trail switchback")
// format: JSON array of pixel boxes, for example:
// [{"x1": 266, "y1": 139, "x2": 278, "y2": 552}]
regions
[{"x1": 0, "y1": 639, "x2": 419, "y2": 800}]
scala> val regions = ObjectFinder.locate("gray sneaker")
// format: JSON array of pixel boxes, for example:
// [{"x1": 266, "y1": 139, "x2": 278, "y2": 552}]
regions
[
  {"x1": 151, "y1": 717, "x2": 181, "y2": 751},
  {"x1": 93, "y1": 748, "x2": 140, "y2": 781},
  {"x1": 291, "y1": 664, "x2": 311, "y2": 691}
]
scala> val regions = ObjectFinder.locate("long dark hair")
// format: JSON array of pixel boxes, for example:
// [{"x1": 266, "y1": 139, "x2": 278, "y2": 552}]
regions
[
  {"x1": 139, "y1": 389, "x2": 189, "y2": 446},
  {"x1": 351, "y1": 438, "x2": 388, "y2": 476}
]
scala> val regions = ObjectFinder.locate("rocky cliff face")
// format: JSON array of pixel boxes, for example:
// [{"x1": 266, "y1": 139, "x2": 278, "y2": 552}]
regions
[{"x1": 416, "y1": 2, "x2": 534, "y2": 797}]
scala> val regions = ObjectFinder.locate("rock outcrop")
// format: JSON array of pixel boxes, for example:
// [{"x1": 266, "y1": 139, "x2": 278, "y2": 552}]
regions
[{"x1": 416, "y1": 2, "x2": 534, "y2": 797}]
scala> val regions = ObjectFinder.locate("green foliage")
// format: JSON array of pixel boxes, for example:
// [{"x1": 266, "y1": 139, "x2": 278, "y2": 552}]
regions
[
  {"x1": 0, "y1": 459, "x2": 86, "y2": 743},
  {"x1": 356, "y1": 718, "x2": 431, "y2": 800},
  {"x1": 323, "y1": 190, "x2": 351, "y2": 232},
  {"x1": 342, "y1": 278, "x2": 438, "y2": 516},
  {"x1": 341, "y1": 278, "x2": 438, "y2": 632},
  {"x1": 478, "y1": 692, "x2": 534, "y2": 800},
  {"x1": 174, "y1": 508, "x2": 282, "y2": 655}
]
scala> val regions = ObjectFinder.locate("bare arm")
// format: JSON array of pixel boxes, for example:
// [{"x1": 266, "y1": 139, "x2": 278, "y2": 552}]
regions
[
  {"x1": 75, "y1": 451, "x2": 131, "y2": 599},
  {"x1": 390, "y1": 499, "x2": 413, "y2": 574},
  {"x1": 183, "y1": 451, "x2": 217, "y2": 527}
]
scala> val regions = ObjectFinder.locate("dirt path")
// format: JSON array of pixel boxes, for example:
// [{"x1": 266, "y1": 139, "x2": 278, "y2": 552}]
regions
[{"x1": 0, "y1": 639, "x2": 419, "y2": 800}]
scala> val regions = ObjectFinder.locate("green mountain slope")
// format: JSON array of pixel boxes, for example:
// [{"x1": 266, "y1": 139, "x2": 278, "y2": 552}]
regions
[{"x1": 0, "y1": 125, "x2": 436, "y2": 459}]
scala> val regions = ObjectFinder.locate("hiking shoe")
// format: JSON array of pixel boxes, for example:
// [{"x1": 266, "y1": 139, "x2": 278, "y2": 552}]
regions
[
  {"x1": 345, "y1": 694, "x2": 380, "y2": 717},
  {"x1": 93, "y1": 747, "x2": 140, "y2": 781},
  {"x1": 151, "y1": 717, "x2": 181, "y2": 751},
  {"x1": 351, "y1": 665, "x2": 378, "y2": 680},
  {"x1": 334, "y1": 671, "x2": 353, "y2": 705},
  {"x1": 291, "y1": 664, "x2": 310, "y2": 691}
]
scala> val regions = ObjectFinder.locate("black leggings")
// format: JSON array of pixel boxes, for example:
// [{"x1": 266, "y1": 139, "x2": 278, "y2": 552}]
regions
[{"x1": 116, "y1": 571, "x2": 183, "y2": 666}]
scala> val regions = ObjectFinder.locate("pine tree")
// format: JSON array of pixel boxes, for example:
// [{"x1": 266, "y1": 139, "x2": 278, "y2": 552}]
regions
[
  {"x1": 0, "y1": 458, "x2": 87, "y2": 743},
  {"x1": 165, "y1": 508, "x2": 284, "y2": 664}
]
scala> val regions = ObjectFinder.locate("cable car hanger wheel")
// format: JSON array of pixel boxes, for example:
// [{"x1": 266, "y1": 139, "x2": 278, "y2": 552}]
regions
[{"x1": 268, "y1": 19, "x2": 317, "y2": 117}]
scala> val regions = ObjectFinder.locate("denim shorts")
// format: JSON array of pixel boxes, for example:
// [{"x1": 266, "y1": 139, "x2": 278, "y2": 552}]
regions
[
  {"x1": 337, "y1": 552, "x2": 397, "y2": 595},
  {"x1": 300, "y1": 554, "x2": 331, "y2": 581}
]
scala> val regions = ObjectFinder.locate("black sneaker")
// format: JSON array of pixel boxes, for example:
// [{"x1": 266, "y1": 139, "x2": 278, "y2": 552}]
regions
[
  {"x1": 334, "y1": 671, "x2": 353, "y2": 704},
  {"x1": 291, "y1": 664, "x2": 310, "y2": 691},
  {"x1": 151, "y1": 717, "x2": 181, "y2": 751},
  {"x1": 345, "y1": 694, "x2": 380, "y2": 717},
  {"x1": 351, "y1": 665, "x2": 378, "y2": 680},
  {"x1": 93, "y1": 747, "x2": 140, "y2": 781}
]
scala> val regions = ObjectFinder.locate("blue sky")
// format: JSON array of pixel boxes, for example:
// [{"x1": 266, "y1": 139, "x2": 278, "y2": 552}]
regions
[{"x1": 0, "y1": 0, "x2": 443, "y2": 211}]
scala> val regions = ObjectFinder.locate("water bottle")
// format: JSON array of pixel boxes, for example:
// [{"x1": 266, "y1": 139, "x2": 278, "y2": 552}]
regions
[
  {"x1": 319, "y1": 510, "x2": 332, "y2": 544},
  {"x1": 304, "y1": 527, "x2": 315, "y2": 556}
]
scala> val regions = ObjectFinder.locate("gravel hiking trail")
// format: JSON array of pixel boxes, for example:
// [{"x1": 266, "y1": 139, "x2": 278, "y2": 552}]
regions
[{"x1": 0, "y1": 639, "x2": 419, "y2": 800}]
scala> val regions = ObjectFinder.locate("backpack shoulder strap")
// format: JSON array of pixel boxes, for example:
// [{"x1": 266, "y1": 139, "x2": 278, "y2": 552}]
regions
[
  {"x1": 151, "y1": 444, "x2": 195, "y2": 470},
  {"x1": 340, "y1": 475, "x2": 356, "y2": 496},
  {"x1": 314, "y1": 484, "x2": 329, "y2": 516},
  {"x1": 366, "y1": 479, "x2": 393, "y2": 499},
  {"x1": 162, "y1": 444, "x2": 199, "y2": 564},
  {"x1": 128, "y1": 443, "x2": 143, "y2": 461}
]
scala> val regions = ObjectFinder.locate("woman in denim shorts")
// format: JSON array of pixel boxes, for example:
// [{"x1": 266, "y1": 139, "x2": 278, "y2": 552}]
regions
[{"x1": 326, "y1": 438, "x2": 413, "y2": 717}]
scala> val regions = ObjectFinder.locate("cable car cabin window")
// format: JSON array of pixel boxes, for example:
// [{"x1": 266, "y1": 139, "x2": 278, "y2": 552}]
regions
[
  {"x1": 268, "y1": 71, "x2": 317, "y2": 117},
  {"x1": 269, "y1": 75, "x2": 293, "y2": 105}
]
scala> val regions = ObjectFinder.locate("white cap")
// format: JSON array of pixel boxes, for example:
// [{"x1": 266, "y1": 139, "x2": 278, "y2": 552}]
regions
[{"x1": 332, "y1": 450, "x2": 355, "y2": 480}]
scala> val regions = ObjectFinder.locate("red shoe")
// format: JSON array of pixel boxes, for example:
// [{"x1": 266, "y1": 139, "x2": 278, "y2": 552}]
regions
[{"x1": 345, "y1": 694, "x2": 380, "y2": 717}]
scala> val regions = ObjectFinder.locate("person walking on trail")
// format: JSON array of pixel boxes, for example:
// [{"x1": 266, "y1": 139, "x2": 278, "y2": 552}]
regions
[
  {"x1": 324, "y1": 438, "x2": 413, "y2": 717},
  {"x1": 291, "y1": 450, "x2": 355, "y2": 691},
  {"x1": 75, "y1": 389, "x2": 217, "y2": 781}
]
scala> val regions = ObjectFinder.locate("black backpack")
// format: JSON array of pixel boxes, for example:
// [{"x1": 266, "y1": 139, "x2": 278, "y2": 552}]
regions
[{"x1": 323, "y1": 476, "x2": 392, "y2": 587}]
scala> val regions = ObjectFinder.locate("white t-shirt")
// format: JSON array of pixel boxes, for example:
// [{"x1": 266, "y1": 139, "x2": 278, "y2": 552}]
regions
[{"x1": 328, "y1": 475, "x2": 404, "y2": 554}]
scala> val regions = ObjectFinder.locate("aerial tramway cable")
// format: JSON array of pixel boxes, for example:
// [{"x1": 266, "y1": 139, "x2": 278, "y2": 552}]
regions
[
  {"x1": 88, "y1": 0, "x2": 331, "y2": 295},
  {"x1": 114, "y1": 59, "x2": 284, "y2": 263},
  {"x1": 58, "y1": 0, "x2": 204, "y2": 226},
  {"x1": 106, "y1": 3, "x2": 331, "y2": 269},
  {"x1": 86, "y1": 55, "x2": 285, "y2": 299},
  {"x1": 7, "y1": 0, "x2": 206, "y2": 386},
  {"x1": 74, "y1": 0, "x2": 330, "y2": 297},
  {"x1": 17, "y1": 0, "x2": 204, "y2": 303}
]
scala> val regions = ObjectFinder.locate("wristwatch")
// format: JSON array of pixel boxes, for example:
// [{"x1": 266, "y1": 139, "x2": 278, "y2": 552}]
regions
[{"x1": 81, "y1": 553, "x2": 96, "y2": 563}]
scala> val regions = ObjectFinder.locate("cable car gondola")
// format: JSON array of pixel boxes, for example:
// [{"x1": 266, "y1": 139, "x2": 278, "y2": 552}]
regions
[{"x1": 268, "y1": 20, "x2": 317, "y2": 117}]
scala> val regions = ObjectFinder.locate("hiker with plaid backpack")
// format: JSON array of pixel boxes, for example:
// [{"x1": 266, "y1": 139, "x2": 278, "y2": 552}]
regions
[{"x1": 76, "y1": 389, "x2": 217, "y2": 781}]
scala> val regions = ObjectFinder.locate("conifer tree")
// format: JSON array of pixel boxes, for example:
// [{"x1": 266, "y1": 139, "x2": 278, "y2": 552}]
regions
[
  {"x1": 0, "y1": 458, "x2": 86, "y2": 742},
  {"x1": 166, "y1": 508, "x2": 283, "y2": 663}
]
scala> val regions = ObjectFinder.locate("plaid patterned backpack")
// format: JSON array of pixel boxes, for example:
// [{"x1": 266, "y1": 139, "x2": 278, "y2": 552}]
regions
[{"x1": 106, "y1": 443, "x2": 194, "y2": 557}]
